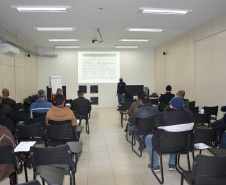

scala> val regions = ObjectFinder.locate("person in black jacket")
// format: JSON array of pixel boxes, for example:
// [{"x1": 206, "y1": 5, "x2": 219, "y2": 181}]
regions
[
  {"x1": 71, "y1": 90, "x2": 91, "y2": 113},
  {"x1": 2, "y1": 88, "x2": 19, "y2": 111},
  {"x1": 0, "y1": 96, "x2": 16, "y2": 121},
  {"x1": 116, "y1": 77, "x2": 126, "y2": 104},
  {"x1": 158, "y1": 85, "x2": 175, "y2": 111},
  {"x1": 145, "y1": 97, "x2": 194, "y2": 172}
]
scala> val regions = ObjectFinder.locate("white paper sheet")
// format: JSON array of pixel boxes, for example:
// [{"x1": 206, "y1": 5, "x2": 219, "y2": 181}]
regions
[
  {"x1": 194, "y1": 143, "x2": 211, "y2": 149},
  {"x1": 14, "y1": 141, "x2": 36, "y2": 152}
]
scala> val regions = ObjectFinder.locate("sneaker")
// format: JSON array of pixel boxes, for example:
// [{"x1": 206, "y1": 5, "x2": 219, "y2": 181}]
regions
[
  {"x1": 148, "y1": 164, "x2": 160, "y2": 173},
  {"x1": 169, "y1": 164, "x2": 175, "y2": 171}
]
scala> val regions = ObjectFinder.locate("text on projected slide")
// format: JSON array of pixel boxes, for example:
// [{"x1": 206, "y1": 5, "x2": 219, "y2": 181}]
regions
[{"x1": 78, "y1": 52, "x2": 120, "y2": 83}]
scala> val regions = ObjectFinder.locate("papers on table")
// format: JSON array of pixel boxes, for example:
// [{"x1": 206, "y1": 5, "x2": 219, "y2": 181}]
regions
[
  {"x1": 194, "y1": 143, "x2": 211, "y2": 149},
  {"x1": 14, "y1": 141, "x2": 36, "y2": 152}
]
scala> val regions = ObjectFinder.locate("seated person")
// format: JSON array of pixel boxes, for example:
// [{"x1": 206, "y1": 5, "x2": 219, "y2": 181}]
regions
[
  {"x1": 2, "y1": 88, "x2": 19, "y2": 111},
  {"x1": 0, "y1": 96, "x2": 16, "y2": 121},
  {"x1": 145, "y1": 97, "x2": 194, "y2": 172},
  {"x1": 29, "y1": 89, "x2": 53, "y2": 118},
  {"x1": 46, "y1": 94, "x2": 77, "y2": 127},
  {"x1": 211, "y1": 106, "x2": 226, "y2": 138},
  {"x1": 0, "y1": 125, "x2": 17, "y2": 185},
  {"x1": 126, "y1": 91, "x2": 145, "y2": 133},
  {"x1": 130, "y1": 94, "x2": 159, "y2": 150},
  {"x1": 158, "y1": 85, "x2": 175, "y2": 111},
  {"x1": 71, "y1": 90, "x2": 91, "y2": 114},
  {"x1": 52, "y1": 88, "x2": 65, "y2": 104}
]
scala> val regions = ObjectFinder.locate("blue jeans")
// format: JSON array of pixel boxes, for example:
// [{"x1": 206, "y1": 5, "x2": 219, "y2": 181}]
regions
[
  {"x1": 118, "y1": 94, "x2": 125, "y2": 104},
  {"x1": 145, "y1": 134, "x2": 176, "y2": 167}
]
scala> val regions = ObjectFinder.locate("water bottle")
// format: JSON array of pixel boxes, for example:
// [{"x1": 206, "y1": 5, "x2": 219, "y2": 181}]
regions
[{"x1": 201, "y1": 107, "x2": 204, "y2": 114}]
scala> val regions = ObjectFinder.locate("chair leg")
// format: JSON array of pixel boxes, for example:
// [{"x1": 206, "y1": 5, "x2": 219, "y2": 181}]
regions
[
  {"x1": 151, "y1": 150, "x2": 164, "y2": 184},
  {"x1": 86, "y1": 118, "x2": 89, "y2": 134},
  {"x1": 42, "y1": 179, "x2": 45, "y2": 185},
  {"x1": 181, "y1": 173, "x2": 184, "y2": 185},
  {"x1": 126, "y1": 124, "x2": 132, "y2": 144},
  {"x1": 24, "y1": 162, "x2": 28, "y2": 182},
  {"x1": 187, "y1": 152, "x2": 191, "y2": 171},
  {"x1": 131, "y1": 134, "x2": 141, "y2": 157},
  {"x1": 121, "y1": 112, "x2": 123, "y2": 127}
]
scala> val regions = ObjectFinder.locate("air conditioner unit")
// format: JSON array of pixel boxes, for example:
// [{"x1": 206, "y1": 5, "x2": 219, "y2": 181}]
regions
[{"x1": 2, "y1": 43, "x2": 20, "y2": 56}]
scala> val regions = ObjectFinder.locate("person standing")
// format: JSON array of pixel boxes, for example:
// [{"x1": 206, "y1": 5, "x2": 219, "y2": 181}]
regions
[{"x1": 116, "y1": 77, "x2": 126, "y2": 104}]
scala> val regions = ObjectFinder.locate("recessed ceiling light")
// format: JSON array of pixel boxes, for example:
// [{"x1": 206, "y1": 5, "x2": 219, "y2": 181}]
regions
[
  {"x1": 35, "y1": 27, "x2": 75, "y2": 31},
  {"x1": 138, "y1": 8, "x2": 192, "y2": 15},
  {"x1": 48, "y1": 39, "x2": 79, "y2": 42},
  {"x1": 12, "y1": 6, "x2": 71, "y2": 12},
  {"x1": 115, "y1": 46, "x2": 138, "y2": 49},
  {"x1": 127, "y1": 28, "x2": 164, "y2": 32},
  {"x1": 55, "y1": 46, "x2": 80, "y2": 49},
  {"x1": 119, "y1": 39, "x2": 148, "y2": 42}
]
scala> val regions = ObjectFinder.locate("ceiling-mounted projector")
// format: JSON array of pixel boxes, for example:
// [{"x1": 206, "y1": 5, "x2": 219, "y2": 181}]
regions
[
  {"x1": 92, "y1": 40, "x2": 103, "y2": 44},
  {"x1": 92, "y1": 26, "x2": 103, "y2": 44}
]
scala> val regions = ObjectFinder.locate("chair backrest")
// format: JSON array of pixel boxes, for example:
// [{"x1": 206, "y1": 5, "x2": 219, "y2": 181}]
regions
[
  {"x1": 138, "y1": 117, "x2": 156, "y2": 133},
  {"x1": 15, "y1": 110, "x2": 29, "y2": 121},
  {"x1": 189, "y1": 106, "x2": 199, "y2": 114},
  {"x1": 0, "y1": 145, "x2": 17, "y2": 168},
  {"x1": 189, "y1": 101, "x2": 196, "y2": 108},
  {"x1": 46, "y1": 124, "x2": 74, "y2": 146},
  {"x1": 0, "y1": 117, "x2": 15, "y2": 134},
  {"x1": 16, "y1": 103, "x2": 23, "y2": 109},
  {"x1": 65, "y1": 99, "x2": 72, "y2": 104},
  {"x1": 194, "y1": 113, "x2": 210, "y2": 127},
  {"x1": 16, "y1": 123, "x2": 45, "y2": 143},
  {"x1": 192, "y1": 155, "x2": 226, "y2": 184},
  {"x1": 204, "y1": 106, "x2": 218, "y2": 117},
  {"x1": 30, "y1": 145, "x2": 73, "y2": 172},
  {"x1": 158, "y1": 102, "x2": 169, "y2": 112},
  {"x1": 24, "y1": 117, "x2": 46, "y2": 126},
  {"x1": 193, "y1": 127, "x2": 217, "y2": 146},
  {"x1": 150, "y1": 98, "x2": 159, "y2": 106},
  {"x1": 121, "y1": 101, "x2": 133, "y2": 111},
  {"x1": 48, "y1": 120, "x2": 71, "y2": 125},
  {"x1": 33, "y1": 112, "x2": 47, "y2": 118},
  {"x1": 154, "y1": 130, "x2": 193, "y2": 153},
  {"x1": 74, "y1": 106, "x2": 89, "y2": 116}
]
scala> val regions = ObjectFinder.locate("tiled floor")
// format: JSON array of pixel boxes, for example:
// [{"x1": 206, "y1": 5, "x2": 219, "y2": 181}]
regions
[{"x1": 1, "y1": 108, "x2": 212, "y2": 185}]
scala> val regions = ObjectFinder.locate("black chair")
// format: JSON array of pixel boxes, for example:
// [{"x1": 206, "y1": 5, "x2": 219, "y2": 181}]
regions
[
  {"x1": 191, "y1": 127, "x2": 218, "y2": 159},
  {"x1": 181, "y1": 155, "x2": 226, "y2": 185},
  {"x1": 30, "y1": 145, "x2": 75, "y2": 185},
  {"x1": 158, "y1": 102, "x2": 169, "y2": 112},
  {"x1": 189, "y1": 106, "x2": 199, "y2": 114},
  {"x1": 48, "y1": 120, "x2": 83, "y2": 140},
  {"x1": 33, "y1": 112, "x2": 47, "y2": 118},
  {"x1": 194, "y1": 113, "x2": 211, "y2": 128},
  {"x1": 65, "y1": 99, "x2": 72, "y2": 104},
  {"x1": 46, "y1": 124, "x2": 75, "y2": 146},
  {"x1": 15, "y1": 110, "x2": 29, "y2": 122},
  {"x1": 73, "y1": 106, "x2": 90, "y2": 134},
  {"x1": 17, "y1": 102, "x2": 24, "y2": 110},
  {"x1": 151, "y1": 130, "x2": 192, "y2": 184},
  {"x1": 131, "y1": 117, "x2": 156, "y2": 157},
  {"x1": 208, "y1": 148, "x2": 226, "y2": 157},
  {"x1": 0, "y1": 117, "x2": 15, "y2": 134},
  {"x1": 150, "y1": 98, "x2": 159, "y2": 106},
  {"x1": 18, "y1": 180, "x2": 41, "y2": 185},
  {"x1": 189, "y1": 101, "x2": 195, "y2": 108},
  {"x1": 24, "y1": 117, "x2": 46, "y2": 126},
  {"x1": 0, "y1": 145, "x2": 18, "y2": 184},
  {"x1": 204, "y1": 106, "x2": 219, "y2": 121},
  {"x1": 120, "y1": 101, "x2": 133, "y2": 127}
]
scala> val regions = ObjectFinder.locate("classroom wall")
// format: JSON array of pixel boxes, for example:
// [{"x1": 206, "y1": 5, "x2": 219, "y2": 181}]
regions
[
  {"x1": 0, "y1": 29, "x2": 38, "y2": 103},
  {"x1": 154, "y1": 12, "x2": 226, "y2": 113},
  {"x1": 38, "y1": 48, "x2": 155, "y2": 108}
]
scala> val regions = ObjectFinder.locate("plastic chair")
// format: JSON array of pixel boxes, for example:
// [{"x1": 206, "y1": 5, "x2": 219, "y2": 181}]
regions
[
  {"x1": 181, "y1": 155, "x2": 226, "y2": 185},
  {"x1": 18, "y1": 180, "x2": 41, "y2": 185},
  {"x1": 189, "y1": 106, "x2": 199, "y2": 114},
  {"x1": 0, "y1": 145, "x2": 18, "y2": 184},
  {"x1": 30, "y1": 145, "x2": 75, "y2": 185},
  {"x1": 204, "y1": 106, "x2": 219, "y2": 121},
  {"x1": 194, "y1": 113, "x2": 211, "y2": 128},
  {"x1": 24, "y1": 117, "x2": 46, "y2": 126},
  {"x1": 33, "y1": 112, "x2": 47, "y2": 118},
  {"x1": 0, "y1": 117, "x2": 15, "y2": 134},
  {"x1": 131, "y1": 117, "x2": 156, "y2": 157},
  {"x1": 189, "y1": 101, "x2": 196, "y2": 108},
  {"x1": 151, "y1": 130, "x2": 193, "y2": 184},
  {"x1": 120, "y1": 101, "x2": 133, "y2": 127}
]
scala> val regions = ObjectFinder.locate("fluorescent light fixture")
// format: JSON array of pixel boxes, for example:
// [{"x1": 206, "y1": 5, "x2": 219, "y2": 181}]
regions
[
  {"x1": 55, "y1": 46, "x2": 80, "y2": 49},
  {"x1": 48, "y1": 39, "x2": 79, "y2": 42},
  {"x1": 119, "y1": 39, "x2": 148, "y2": 42},
  {"x1": 12, "y1": 6, "x2": 71, "y2": 12},
  {"x1": 127, "y1": 28, "x2": 164, "y2": 32},
  {"x1": 35, "y1": 27, "x2": 75, "y2": 31},
  {"x1": 115, "y1": 46, "x2": 138, "y2": 49},
  {"x1": 138, "y1": 8, "x2": 192, "y2": 15}
]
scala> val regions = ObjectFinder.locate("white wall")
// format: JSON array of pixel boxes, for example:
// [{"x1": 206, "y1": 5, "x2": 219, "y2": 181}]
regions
[{"x1": 38, "y1": 48, "x2": 155, "y2": 108}]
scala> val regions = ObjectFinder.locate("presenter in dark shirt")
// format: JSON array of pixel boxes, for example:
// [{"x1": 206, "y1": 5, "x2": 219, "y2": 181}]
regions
[{"x1": 116, "y1": 77, "x2": 126, "y2": 104}]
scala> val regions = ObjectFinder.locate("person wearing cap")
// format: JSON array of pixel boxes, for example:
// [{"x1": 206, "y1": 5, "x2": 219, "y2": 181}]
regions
[
  {"x1": 145, "y1": 97, "x2": 194, "y2": 172},
  {"x1": 2, "y1": 88, "x2": 19, "y2": 111},
  {"x1": 29, "y1": 89, "x2": 53, "y2": 118},
  {"x1": 116, "y1": 77, "x2": 126, "y2": 104}
]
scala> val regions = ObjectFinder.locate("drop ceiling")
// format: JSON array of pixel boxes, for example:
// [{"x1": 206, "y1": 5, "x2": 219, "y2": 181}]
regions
[{"x1": 0, "y1": 0, "x2": 226, "y2": 49}]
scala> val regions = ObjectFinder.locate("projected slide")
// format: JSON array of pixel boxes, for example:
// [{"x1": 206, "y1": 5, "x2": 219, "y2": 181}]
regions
[{"x1": 78, "y1": 51, "x2": 120, "y2": 83}]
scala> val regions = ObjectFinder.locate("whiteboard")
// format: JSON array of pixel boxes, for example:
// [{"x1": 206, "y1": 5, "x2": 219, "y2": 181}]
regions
[{"x1": 49, "y1": 76, "x2": 62, "y2": 94}]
